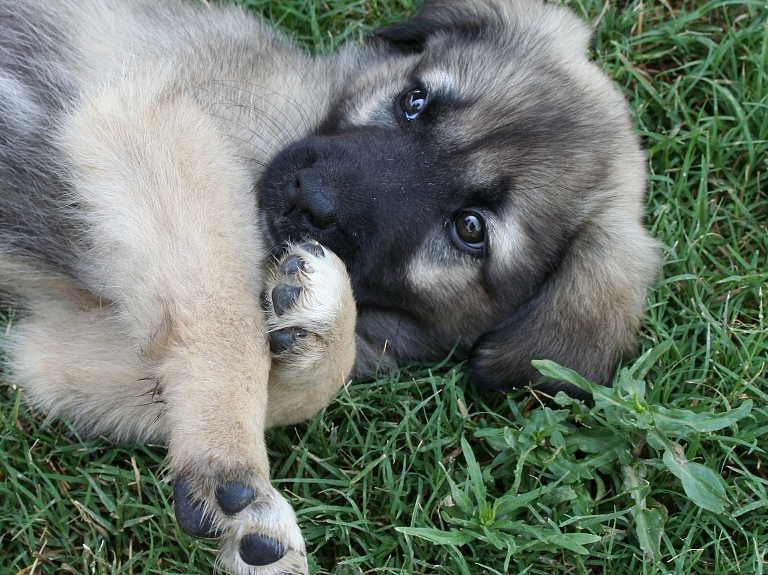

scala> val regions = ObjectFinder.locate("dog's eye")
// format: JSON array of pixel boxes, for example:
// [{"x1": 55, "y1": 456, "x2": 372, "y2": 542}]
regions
[
  {"x1": 402, "y1": 87, "x2": 427, "y2": 120},
  {"x1": 453, "y1": 211, "x2": 486, "y2": 253}
]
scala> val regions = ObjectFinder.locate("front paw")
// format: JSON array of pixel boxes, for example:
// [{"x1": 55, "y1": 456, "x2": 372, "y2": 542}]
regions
[
  {"x1": 262, "y1": 241, "x2": 357, "y2": 427},
  {"x1": 263, "y1": 241, "x2": 355, "y2": 362},
  {"x1": 174, "y1": 470, "x2": 308, "y2": 574},
  {"x1": 263, "y1": 241, "x2": 325, "y2": 355}
]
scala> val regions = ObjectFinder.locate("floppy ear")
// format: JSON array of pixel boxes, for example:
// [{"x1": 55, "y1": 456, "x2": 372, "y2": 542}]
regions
[
  {"x1": 371, "y1": 0, "x2": 502, "y2": 53},
  {"x1": 468, "y1": 223, "x2": 659, "y2": 397}
]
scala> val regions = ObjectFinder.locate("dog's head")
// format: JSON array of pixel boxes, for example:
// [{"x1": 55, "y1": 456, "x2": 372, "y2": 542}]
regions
[{"x1": 258, "y1": 0, "x2": 660, "y2": 395}]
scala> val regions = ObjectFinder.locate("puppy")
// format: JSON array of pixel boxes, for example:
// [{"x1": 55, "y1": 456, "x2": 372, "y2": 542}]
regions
[{"x1": 0, "y1": 0, "x2": 659, "y2": 573}]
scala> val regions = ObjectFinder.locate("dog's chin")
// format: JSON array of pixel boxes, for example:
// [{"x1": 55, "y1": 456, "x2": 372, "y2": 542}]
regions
[{"x1": 261, "y1": 210, "x2": 342, "y2": 261}]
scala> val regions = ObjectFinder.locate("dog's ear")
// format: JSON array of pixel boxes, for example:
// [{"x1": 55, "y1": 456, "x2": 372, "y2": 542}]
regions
[
  {"x1": 468, "y1": 223, "x2": 659, "y2": 398},
  {"x1": 371, "y1": 0, "x2": 502, "y2": 54}
]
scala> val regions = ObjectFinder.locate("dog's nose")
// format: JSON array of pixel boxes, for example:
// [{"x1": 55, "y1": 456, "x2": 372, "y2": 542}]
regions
[{"x1": 283, "y1": 167, "x2": 337, "y2": 230}]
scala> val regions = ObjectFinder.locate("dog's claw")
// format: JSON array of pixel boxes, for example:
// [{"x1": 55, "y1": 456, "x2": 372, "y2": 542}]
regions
[
  {"x1": 299, "y1": 240, "x2": 324, "y2": 257},
  {"x1": 215, "y1": 483, "x2": 258, "y2": 516},
  {"x1": 174, "y1": 476, "x2": 221, "y2": 539},
  {"x1": 271, "y1": 284, "x2": 302, "y2": 316},
  {"x1": 239, "y1": 534, "x2": 287, "y2": 567},
  {"x1": 278, "y1": 253, "x2": 305, "y2": 276},
  {"x1": 269, "y1": 327, "x2": 307, "y2": 354}
]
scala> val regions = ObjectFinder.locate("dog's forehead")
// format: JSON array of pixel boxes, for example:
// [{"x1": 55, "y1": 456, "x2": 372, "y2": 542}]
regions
[{"x1": 417, "y1": 43, "x2": 632, "y2": 186}]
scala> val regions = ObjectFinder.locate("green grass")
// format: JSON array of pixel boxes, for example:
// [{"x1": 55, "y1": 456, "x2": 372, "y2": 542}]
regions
[{"x1": 1, "y1": 0, "x2": 767, "y2": 573}]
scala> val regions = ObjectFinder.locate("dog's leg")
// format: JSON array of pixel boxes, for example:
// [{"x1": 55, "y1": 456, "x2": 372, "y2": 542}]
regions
[
  {"x1": 261, "y1": 241, "x2": 357, "y2": 429},
  {"x1": 55, "y1": 77, "x2": 309, "y2": 574},
  {"x1": 5, "y1": 240, "x2": 357, "y2": 573},
  {"x1": 5, "y1": 288, "x2": 170, "y2": 442}
]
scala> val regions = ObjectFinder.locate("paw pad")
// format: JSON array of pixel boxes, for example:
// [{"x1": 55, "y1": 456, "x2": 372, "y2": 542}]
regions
[
  {"x1": 269, "y1": 327, "x2": 307, "y2": 354},
  {"x1": 239, "y1": 534, "x2": 287, "y2": 567},
  {"x1": 299, "y1": 239, "x2": 324, "y2": 258},
  {"x1": 174, "y1": 476, "x2": 220, "y2": 539},
  {"x1": 278, "y1": 253, "x2": 305, "y2": 276},
  {"x1": 215, "y1": 483, "x2": 258, "y2": 516},
  {"x1": 271, "y1": 284, "x2": 302, "y2": 316}
]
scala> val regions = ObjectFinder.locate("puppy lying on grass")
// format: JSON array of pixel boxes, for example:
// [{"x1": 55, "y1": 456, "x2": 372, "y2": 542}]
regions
[{"x1": 0, "y1": 0, "x2": 659, "y2": 572}]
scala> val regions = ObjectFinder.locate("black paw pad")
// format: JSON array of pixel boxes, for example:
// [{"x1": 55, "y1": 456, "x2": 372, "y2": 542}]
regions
[
  {"x1": 269, "y1": 327, "x2": 307, "y2": 354},
  {"x1": 272, "y1": 284, "x2": 302, "y2": 316},
  {"x1": 239, "y1": 534, "x2": 286, "y2": 567},
  {"x1": 215, "y1": 483, "x2": 258, "y2": 516},
  {"x1": 278, "y1": 253, "x2": 305, "y2": 276},
  {"x1": 174, "y1": 476, "x2": 220, "y2": 539},
  {"x1": 300, "y1": 240, "x2": 324, "y2": 257}
]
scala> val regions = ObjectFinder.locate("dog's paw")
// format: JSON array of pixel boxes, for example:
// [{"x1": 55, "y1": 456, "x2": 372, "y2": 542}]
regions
[
  {"x1": 264, "y1": 240, "x2": 343, "y2": 357},
  {"x1": 262, "y1": 240, "x2": 357, "y2": 427},
  {"x1": 174, "y1": 471, "x2": 308, "y2": 575}
]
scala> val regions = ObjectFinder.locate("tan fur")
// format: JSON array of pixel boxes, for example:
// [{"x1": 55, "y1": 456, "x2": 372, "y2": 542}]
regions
[{"x1": 1, "y1": 3, "x2": 356, "y2": 572}]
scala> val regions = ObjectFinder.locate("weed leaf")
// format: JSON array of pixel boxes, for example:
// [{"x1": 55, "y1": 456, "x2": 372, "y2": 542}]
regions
[
  {"x1": 494, "y1": 486, "x2": 553, "y2": 518},
  {"x1": 662, "y1": 450, "x2": 729, "y2": 513},
  {"x1": 397, "y1": 527, "x2": 476, "y2": 547},
  {"x1": 651, "y1": 400, "x2": 752, "y2": 436},
  {"x1": 444, "y1": 472, "x2": 475, "y2": 516},
  {"x1": 626, "y1": 340, "x2": 676, "y2": 380},
  {"x1": 635, "y1": 507, "x2": 665, "y2": 561},
  {"x1": 531, "y1": 360, "x2": 597, "y2": 394},
  {"x1": 461, "y1": 436, "x2": 487, "y2": 506},
  {"x1": 483, "y1": 527, "x2": 519, "y2": 551},
  {"x1": 512, "y1": 523, "x2": 600, "y2": 554}
]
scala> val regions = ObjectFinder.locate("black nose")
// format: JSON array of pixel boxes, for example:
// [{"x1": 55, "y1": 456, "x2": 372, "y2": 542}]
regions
[{"x1": 283, "y1": 167, "x2": 337, "y2": 231}]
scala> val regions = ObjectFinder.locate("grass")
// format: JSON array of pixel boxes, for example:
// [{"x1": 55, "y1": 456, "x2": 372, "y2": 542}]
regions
[{"x1": 1, "y1": 0, "x2": 767, "y2": 573}]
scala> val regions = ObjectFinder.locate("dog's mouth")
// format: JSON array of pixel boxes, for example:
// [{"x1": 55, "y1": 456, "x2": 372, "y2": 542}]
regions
[
  {"x1": 258, "y1": 176, "x2": 323, "y2": 255},
  {"x1": 258, "y1": 147, "x2": 335, "y2": 249},
  {"x1": 260, "y1": 199, "x2": 336, "y2": 257}
]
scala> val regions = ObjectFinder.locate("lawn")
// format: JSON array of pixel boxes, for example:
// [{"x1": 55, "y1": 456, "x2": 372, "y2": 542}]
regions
[{"x1": 1, "y1": 0, "x2": 767, "y2": 573}]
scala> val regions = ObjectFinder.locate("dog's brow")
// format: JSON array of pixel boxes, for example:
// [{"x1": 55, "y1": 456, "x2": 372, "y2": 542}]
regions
[{"x1": 420, "y1": 70, "x2": 456, "y2": 94}]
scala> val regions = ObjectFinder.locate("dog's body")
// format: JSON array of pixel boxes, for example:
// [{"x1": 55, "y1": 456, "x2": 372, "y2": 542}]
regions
[{"x1": 0, "y1": 0, "x2": 659, "y2": 573}]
